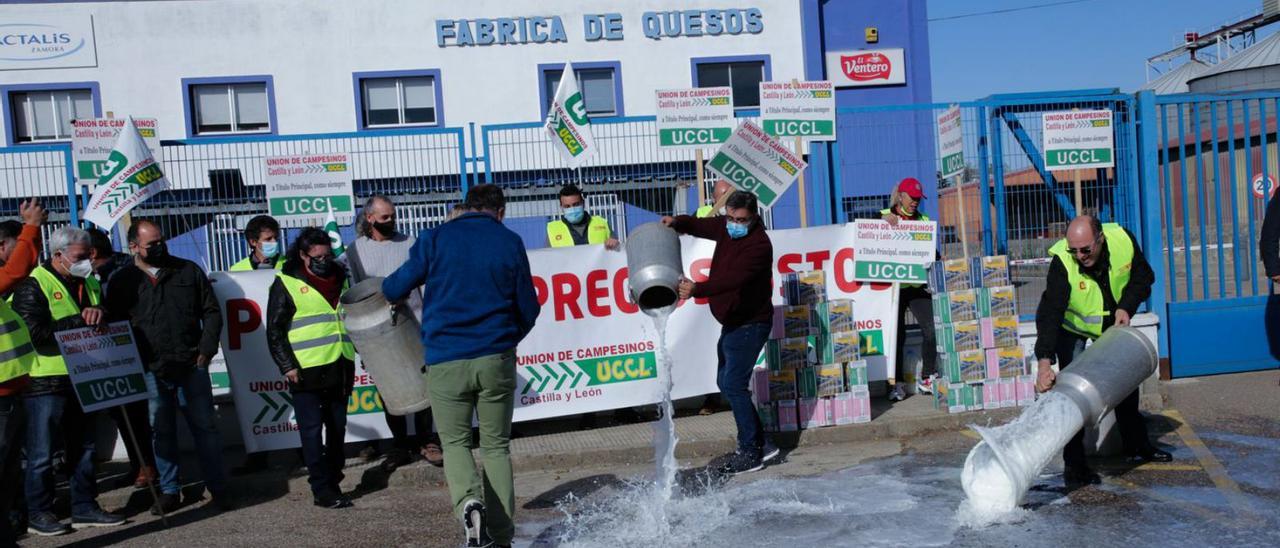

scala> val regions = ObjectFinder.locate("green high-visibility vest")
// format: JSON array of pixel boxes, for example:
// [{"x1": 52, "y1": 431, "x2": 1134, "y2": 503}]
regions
[
  {"x1": 1048, "y1": 223, "x2": 1135, "y2": 340},
  {"x1": 546, "y1": 216, "x2": 610, "y2": 248},
  {"x1": 880, "y1": 208, "x2": 931, "y2": 289},
  {"x1": 230, "y1": 255, "x2": 283, "y2": 272},
  {"x1": 29, "y1": 265, "x2": 101, "y2": 378},
  {"x1": 0, "y1": 299, "x2": 36, "y2": 384},
  {"x1": 695, "y1": 205, "x2": 715, "y2": 218},
  {"x1": 277, "y1": 273, "x2": 354, "y2": 369}
]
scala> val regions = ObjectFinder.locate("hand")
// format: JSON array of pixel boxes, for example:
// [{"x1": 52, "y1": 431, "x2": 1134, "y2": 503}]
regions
[
  {"x1": 677, "y1": 278, "x2": 695, "y2": 300},
  {"x1": 660, "y1": 216, "x2": 675, "y2": 227},
  {"x1": 605, "y1": 237, "x2": 621, "y2": 251},
  {"x1": 81, "y1": 306, "x2": 104, "y2": 326},
  {"x1": 1270, "y1": 274, "x2": 1280, "y2": 283},
  {"x1": 883, "y1": 213, "x2": 899, "y2": 227},
  {"x1": 1114, "y1": 309, "x2": 1131, "y2": 327},
  {"x1": 1035, "y1": 359, "x2": 1056, "y2": 393},
  {"x1": 195, "y1": 354, "x2": 211, "y2": 369},
  {"x1": 20, "y1": 198, "x2": 47, "y2": 227},
  {"x1": 285, "y1": 369, "x2": 300, "y2": 384}
]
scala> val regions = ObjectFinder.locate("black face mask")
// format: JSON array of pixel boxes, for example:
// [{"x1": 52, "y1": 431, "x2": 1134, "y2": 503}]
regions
[
  {"x1": 308, "y1": 256, "x2": 335, "y2": 277},
  {"x1": 373, "y1": 221, "x2": 396, "y2": 237},
  {"x1": 143, "y1": 241, "x2": 168, "y2": 264}
]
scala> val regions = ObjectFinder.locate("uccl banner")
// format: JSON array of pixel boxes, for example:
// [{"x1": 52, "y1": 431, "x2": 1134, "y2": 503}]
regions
[
  {"x1": 209, "y1": 270, "x2": 390, "y2": 453},
  {"x1": 209, "y1": 225, "x2": 899, "y2": 440}
]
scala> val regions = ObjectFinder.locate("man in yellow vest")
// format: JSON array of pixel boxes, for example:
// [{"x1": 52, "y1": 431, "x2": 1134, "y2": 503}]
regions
[
  {"x1": 1, "y1": 199, "x2": 44, "y2": 544},
  {"x1": 230, "y1": 214, "x2": 284, "y2": 272},
  {"x1": 1034, "y1": 215, "x2": 1169, "y2": 487},
  {"x1": 695, "y1": 181, "x2": 735, "y2": 219},
  {"x1": 11, "y1": 227, "x2": 124, "y2": 535},
  {"x1": 546, "y1": 184, "x2": 619, "y2": 250}
]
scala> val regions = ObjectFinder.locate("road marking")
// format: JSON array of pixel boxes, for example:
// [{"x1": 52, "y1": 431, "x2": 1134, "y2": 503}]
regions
[{"x1": 1161, "y1": 408, "x2": 1261, "y2": 524}]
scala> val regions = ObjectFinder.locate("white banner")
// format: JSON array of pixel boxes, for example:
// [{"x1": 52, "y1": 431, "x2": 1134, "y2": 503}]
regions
[
  {"x1": 72, "y1": 118, "x2": 161, "y2": 184},
  {"x1": 544, "y1": 63, "x2": 597, "y2": 169},
  {"x1": 264, "y1": 153, "x2": 354, "y2": 228},
  {"x1": 706, "y1": 121, "x2": 808, "y2": 210},
  {"x1": 83, "y1": 117, "x2": 170, "y2": 230},
  {"x1": 57, "y1": 321, "x2": 150, "y2": 413},
  {"x1": 759, "y1": 80, "x2": 836, "y2": 140},
  {"x1": 210, "y1": 225, "x2": 900, "y2": 444},
  {"x1": 209, "y1": 270, "x2": 390, "y2": 453},
  {"x1": 937, "y1": 104, "x2": 964, "y2": 178},
  {"x1": 1042, "y1": 109, "x2": 1115, "y2": 171},
  {"x1": 654, "y1": 86, "x2": 735, "y2": 149},
  {"x1": 851, "y1": 219, "x2": 938, "y2": 283}
]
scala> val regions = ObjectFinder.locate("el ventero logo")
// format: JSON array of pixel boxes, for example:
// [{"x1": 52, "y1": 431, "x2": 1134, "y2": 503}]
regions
[
  {"x1": 519, "y1": 349, "x2": 658, "y2": 406},
  {"x1": 0, "y1": 23, "x2": 86, "y2": 62}
]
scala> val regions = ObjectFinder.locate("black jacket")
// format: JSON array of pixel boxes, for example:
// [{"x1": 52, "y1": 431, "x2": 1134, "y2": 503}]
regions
[
  {"x1": 266, "y1": 263, "x2": 353, "y2": 393},
  {"x1": 1034, "y1": 228, "x2": 1154, "y2": 361},
  {"x1": 10, "y1": 261, "x2": 97, "y2": 396},
  {"x1": 1262, "y1": 193, "x2": 1280, "y2": 278},
  {"x1": 105, "y1": 257, "x2": 222, "y2": 379}
]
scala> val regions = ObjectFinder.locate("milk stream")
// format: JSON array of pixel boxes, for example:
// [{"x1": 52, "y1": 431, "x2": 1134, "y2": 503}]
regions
[
  {"x1": 649, "y1": 306, "x2": 679, "y2": 501},
  {"x1": 959, "y1": 391, "x2": 1085, "y2": 526}
]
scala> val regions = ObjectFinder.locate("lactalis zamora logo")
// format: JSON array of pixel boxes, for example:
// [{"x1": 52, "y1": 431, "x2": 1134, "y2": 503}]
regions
[{"x1": 841, "y1": 53, "x2": 891, "y2": 81}]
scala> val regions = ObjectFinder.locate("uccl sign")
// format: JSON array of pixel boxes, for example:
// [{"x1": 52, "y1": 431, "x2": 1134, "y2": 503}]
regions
[
  {"x1": 825, "y1": 48, "x2": 906, "y2": 88},
  {"x1": 0, "y1": 15, "x2": 98, "y2": 71}
]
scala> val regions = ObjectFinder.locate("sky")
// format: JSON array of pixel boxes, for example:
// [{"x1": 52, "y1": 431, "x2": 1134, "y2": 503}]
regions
[{"x1": 927, "y1": 0, "x2": 1278, "y2": 102}]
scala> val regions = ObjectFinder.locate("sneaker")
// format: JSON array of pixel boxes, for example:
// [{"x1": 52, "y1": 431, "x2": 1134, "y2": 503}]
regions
[
  {"x1": 313, "y1": 493, "x2": 354, "y2": 509},
  {"x1": 151, "y1": 492, "x2": 181, "y2": 516},
  {"x1": 71, "y1": 507, "x2": 125, "y2": 529},
  {"x1": 26, "y1": 511, "x2": 71, "y2": 537},
  {"x1": 888, "y1": 384, "x2": 907, "y2": 402},
  {"x1": 761, "y1": 441, "x2": 781, "y2": 464},
  {"x1": 719, "y1": 450, "x2": 765, "y2": 475},
  {"x1": 462, "y1": 499, "x2": 493, "y2": 547},
  {"x1": 916, "y1": 376, "x2": 935, "y2": 395}
]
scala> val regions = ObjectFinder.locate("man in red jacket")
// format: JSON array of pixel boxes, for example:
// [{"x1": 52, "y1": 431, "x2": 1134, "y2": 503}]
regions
[{"x1": 662, "y1": 191, "x2": 779, "y2": 475}]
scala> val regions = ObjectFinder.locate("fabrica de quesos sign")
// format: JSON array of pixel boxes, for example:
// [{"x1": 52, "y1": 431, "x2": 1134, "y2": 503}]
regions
[
  {"x1": 0, "y1": 23, "x2": 86, "y2": 61},
  {"x1": 436, "y1": 9, "x2": 763, "y2": 47}
]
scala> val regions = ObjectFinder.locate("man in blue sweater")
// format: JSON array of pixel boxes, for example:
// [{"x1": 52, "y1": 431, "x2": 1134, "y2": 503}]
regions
[{"x1": 383, "y1": 184, "x2": 539, "y2": 548}]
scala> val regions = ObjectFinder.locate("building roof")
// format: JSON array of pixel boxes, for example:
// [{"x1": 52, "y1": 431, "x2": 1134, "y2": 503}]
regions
[
  {"x1": 1189, "y1": 30, "x2": 1280, "y2": 84},
  {"x1": 1140, "y1": 59, "x2": 1212, "y2": 94}
]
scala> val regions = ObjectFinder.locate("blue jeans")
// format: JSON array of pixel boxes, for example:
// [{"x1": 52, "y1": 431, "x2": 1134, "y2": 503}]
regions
[
  {"x1": 24, "y1": 393, "x2": 99, "y2": 515},
  {"x1": 146, "y1": 369, "x2": 227, "y2": 496},
  {"x1": 291, "y1": 386, "x2": 348, "y2": 498},
  {"x1": 717, "y1": 321, "x2": 772, "y2": 455},
  {"x1": 1, "y1": 395, "x2": 26, "y2": 544}
]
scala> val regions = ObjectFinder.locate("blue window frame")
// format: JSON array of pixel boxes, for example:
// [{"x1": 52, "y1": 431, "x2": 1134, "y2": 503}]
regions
[
  {"x1": 538, "y1": 61, "x2": 624, "y2": 120},
  {"x1": 1, "y1": 81, "x2": 101, "y2": 146},
  {"x1": 181, "y1": 75, "x2": 278, "y2": 138},
  {"x1": 352, "y1": 69, "x2": 445, "y2": 130},
  {"x1": 691, "y1": 55, "x2": 772, "y2": 109}
]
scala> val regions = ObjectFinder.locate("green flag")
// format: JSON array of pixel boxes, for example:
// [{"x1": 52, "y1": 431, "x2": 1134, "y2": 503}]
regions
[{"x1": 324, "y1": 202, "x2": 344, "y2": 257}]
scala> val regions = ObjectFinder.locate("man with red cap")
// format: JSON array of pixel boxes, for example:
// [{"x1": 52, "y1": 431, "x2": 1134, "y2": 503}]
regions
[{"x1": 880, "y1": 177, "x2": 938, "y2": 401}]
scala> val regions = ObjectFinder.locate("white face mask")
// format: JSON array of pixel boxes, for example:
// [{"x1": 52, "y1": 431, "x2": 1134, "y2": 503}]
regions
[{"x1": 66, "y1": 256, "x2": 94, "y2": 279}]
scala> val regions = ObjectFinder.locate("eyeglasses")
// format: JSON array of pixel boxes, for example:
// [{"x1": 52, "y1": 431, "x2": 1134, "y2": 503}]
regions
[{"x1": 1067, "y1": 236, "x2": 1102, "y2": 256}]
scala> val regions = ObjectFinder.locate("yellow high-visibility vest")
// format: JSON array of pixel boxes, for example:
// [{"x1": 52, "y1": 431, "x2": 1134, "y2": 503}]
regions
[
  {"x1": 0, "y1": 299, "x2": 35, "y2": 384},
  {"x1": 230, "y1": 255, "x2": 283, "y2": 272},
  {"x1": 28, "y1": 265, "x2": 101, "y2": 377},
  {"x1": 1048, "y1": 223, "x2": 1135, "y2": 340},
  {"x1": 546, "y1": 216, "x2": 610, "y2": 248},
  {"x1": 276, "y1": 273, "x2": 355, "y2": 368}
]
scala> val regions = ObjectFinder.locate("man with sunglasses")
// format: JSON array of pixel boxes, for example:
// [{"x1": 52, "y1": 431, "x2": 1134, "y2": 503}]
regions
[{"x1": 1034, "y1": 215, "x2": 1169, "y2": 487}]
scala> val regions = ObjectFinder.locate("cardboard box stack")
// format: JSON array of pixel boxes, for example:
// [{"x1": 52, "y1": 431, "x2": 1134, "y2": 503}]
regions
[
  {"x1": 928, "y1": 256, "x2": 1036, "y2": 413},
  {"x1": 752, "y1": 271, "x2": 872, "y2": 431}
]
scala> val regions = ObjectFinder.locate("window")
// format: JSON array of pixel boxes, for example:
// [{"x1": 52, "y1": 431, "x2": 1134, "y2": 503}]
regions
[
  {"x1": 181, "y1": 76, "x2": 276, "y2": 137},
  {"x1": 352, "y1": 70, "x2": 443, "y2": 130},
  {"x1": 539, "y1": 62, "x2": 624, "y2": 119},
  {"x1": 691, "y1": 56, "x2": 770, "y2": 109},
  {"x1": 7, "y1": 88, "x2": 95, "y2": 143}
]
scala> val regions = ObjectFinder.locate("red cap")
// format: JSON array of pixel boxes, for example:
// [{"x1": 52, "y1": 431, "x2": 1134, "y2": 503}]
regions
[{"x1": 898, "y1": 177, "x2": 926, "y2": 200}]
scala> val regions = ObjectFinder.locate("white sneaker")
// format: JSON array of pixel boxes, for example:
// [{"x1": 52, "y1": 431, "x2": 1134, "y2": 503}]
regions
[
  {"x1": 888, "y1": 384, "x2": 907, "y2": 402},
  {"x1": 916, "y1": 376, "x2": 935, "y2": 395}
]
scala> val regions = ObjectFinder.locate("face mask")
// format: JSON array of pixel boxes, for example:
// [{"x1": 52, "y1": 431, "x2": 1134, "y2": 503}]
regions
[
  {"x1": 373, "y1": 221, "x2": 396, "y2": 237},
  {"x1": 563, "y1": 206, "x2": 585, "y2": 224},
  {"x1": 66, "y1": 256, "x2": 94, "y2": 278},
  {"x1": 261, "y1": 240, "x2": 280, "y2": 258},
  {"x1": 144, "y1": 241, "x2": 168, "y2": 264},
  {"x1": 309, "y1": 256, "x2": 335, "y2": 277},
  {"x1": 726, "y1": 221, "x2": 750, "y2": 239}
]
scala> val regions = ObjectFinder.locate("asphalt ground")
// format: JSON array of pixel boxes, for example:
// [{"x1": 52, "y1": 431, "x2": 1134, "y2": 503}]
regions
[{"x1": 17, "y1": 369, "x2": 1279, "y2": 547}]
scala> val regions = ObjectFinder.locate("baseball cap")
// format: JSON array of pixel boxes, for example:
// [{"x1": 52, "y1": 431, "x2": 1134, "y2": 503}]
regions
[{"x1": 898, "y1": 177, "x2": 926, "y2": 200}]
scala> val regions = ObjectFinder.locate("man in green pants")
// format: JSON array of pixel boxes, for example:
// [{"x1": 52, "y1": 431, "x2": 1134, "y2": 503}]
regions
[{"x1": 383, "y1": 185, "x2": 540, "y2": 548}]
